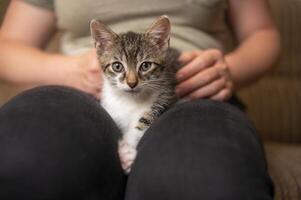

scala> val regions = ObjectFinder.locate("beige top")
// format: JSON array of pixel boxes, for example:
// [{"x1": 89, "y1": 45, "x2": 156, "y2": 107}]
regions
[{"x1": 24, "y1": 0, "x2": 234, "y2": 55}]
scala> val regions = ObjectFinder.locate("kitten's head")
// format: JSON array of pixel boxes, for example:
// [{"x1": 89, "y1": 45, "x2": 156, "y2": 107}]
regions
[{"x1": 90, "y1": 15, "x2": 171, "y2": 95}]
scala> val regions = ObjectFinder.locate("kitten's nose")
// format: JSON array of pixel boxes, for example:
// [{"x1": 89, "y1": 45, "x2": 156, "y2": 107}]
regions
[{"x1": 128, "y1": 81, "x2": 138, "y2": 89}]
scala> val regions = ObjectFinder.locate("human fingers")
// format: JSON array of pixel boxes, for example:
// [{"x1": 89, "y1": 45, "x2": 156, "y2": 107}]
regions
[
  {"x1": 177, "y1": 51, "x2": 201, "y2": 65},
  {"x1": 175, "y1": 65, "x2": 220, "y2": 97},
  {"x1": 176, "y1": 49, "x2": 221, "y2": 82},
  {"x1": 210, "y1": 88, "x2": 232, "y2": 101},
  {"x1": 185, "y1": 77, "x2": 227, "y2": 100}
]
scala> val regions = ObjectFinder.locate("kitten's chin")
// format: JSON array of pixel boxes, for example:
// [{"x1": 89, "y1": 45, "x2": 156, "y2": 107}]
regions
[{"x1": 123, "y1": 88, "x2": 142, "y2": 95}]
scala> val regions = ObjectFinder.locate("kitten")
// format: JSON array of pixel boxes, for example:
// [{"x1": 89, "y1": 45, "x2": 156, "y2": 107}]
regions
[{"x1": 90, "y1": 16, "x2": 180, "y2": 173}]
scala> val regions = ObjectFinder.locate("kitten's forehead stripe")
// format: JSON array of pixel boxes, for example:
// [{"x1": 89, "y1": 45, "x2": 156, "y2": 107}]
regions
[
  {"x1": 121, "y1": 54, "x2": 126, "y2": 63},
  {"x1": 120, "y1": 32, "x2": 144, "y2": 69}
]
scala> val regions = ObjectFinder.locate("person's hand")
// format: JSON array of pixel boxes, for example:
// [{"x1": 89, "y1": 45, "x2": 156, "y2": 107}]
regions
[
  {"x1": 59, "y1": 49, "x2": 102, "y2": 99},
  {"x1": 175, "y1": 49, "x2": 233, "y2": 101}
]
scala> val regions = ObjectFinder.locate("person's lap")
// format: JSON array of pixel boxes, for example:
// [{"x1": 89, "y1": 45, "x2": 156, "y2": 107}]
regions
[
  {"x1": 0, "y1": 86, "x2": 125, "y2": 199},
  {"x1": 127, "y1": 97, "x2": 273, "y2": 200},
  {"x1": 0, "y1": 86, "x2": 273, "y2": 200}
]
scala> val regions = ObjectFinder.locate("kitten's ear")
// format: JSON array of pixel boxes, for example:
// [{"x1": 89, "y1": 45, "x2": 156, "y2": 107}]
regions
[
  {"x1": 90, "y1": 19, "x2": 117, "y2": 52},
  {"x1": 146, "y1": 15, "x2": 171, "y2": 51}
]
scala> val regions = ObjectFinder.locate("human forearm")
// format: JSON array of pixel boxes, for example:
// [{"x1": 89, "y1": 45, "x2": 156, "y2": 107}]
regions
[
  {"x1": 225, "y1": 28, "x2": 281, "y2": 90},
  {"x1": 0, "y1": 1, "x2": 101, "y2": 98},
  {"x1": 0, "y1": 39, "x2": 102, "y2": 98},
  {"x1": 0, "y1": 39, "x2": 73, "y2": 89},
  {"x1": 176, "y1": 28, "x2": 280, "y2": 101}
]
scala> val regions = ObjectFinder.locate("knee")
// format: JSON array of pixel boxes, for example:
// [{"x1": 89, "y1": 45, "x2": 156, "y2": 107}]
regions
[
  {"x1": 0, "y1": 85, "x2": 119, "y2": 147},
  {"x1": 0, "y1": 86, "x2": 113, "y2": 136},
  {"x1": 151, "y1": 100, "x2": 264, "y2": 164},
  {"x1": 126, "y1": 100, "x2": 273, "y2": 200},
  {"x1": 170, "y1": 99, "x2": 262, "y2": 152},
  {"x1": 141, "y1": 99, "x2": 256, "y2": 147},
  {"x1": 0, "y1": 86, "x2": 125, "y2": 199},
  {"x1": 1, "y1": 85, "x2": 100, "y2": 115},
  {"x1": 170, "y1": 99, "x2": 248, "y2": 124},
  {"x1": 140, "y1": 99, "x2": 262, "y2": 155}
]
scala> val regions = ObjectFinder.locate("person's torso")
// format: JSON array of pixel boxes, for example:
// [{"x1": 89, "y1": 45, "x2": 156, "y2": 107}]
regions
[{"x1": 53, "y1": 0, "x2": 233, "y2": 55}]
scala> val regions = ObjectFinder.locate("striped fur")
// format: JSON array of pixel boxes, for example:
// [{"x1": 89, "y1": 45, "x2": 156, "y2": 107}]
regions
[{"x1": 91, "y1": 16, "x2": 180, "y2": 173}]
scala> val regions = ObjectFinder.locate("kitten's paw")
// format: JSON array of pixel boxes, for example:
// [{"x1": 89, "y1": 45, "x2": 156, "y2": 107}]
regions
[{"x1": 118, "y1": 141, "x2": 137, "y2": 173}]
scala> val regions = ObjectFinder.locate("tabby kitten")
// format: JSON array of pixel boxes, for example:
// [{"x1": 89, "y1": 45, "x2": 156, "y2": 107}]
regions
[{"x1": 90, "y1": 16, "x2": 179, "y2": 173}]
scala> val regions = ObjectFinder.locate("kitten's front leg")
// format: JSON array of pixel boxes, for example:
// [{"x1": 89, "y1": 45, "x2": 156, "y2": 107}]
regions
[
  {"x1": 118, "y1": 130, "x2": 142, "y2": 173},
  {"x1": 119, "y1": 128, "x2": 145, "y2": 173},
  {"x1": 118, "y1": 113, "x2": 153, "y2": 173}
]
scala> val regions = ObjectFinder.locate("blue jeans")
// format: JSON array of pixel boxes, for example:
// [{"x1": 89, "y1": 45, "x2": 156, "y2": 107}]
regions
[{"x1": 0, "y1": 86, "x2": 273, "y2": 200}]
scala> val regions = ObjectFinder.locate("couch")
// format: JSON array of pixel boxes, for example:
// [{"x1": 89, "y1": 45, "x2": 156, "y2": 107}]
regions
[
  {"x1": 0, "y1": 0, "x2": 300, "y2": 199},
  {"x1": 237, "y1": 0, "x2": 301, "y2": 199}
]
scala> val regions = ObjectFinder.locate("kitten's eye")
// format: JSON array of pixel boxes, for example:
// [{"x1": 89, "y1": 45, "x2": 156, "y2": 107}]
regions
[
  {"x1": 111, "y1": 62, "x2": 124, "y2": 73},
  {"x1": 140, "y1": 62, "x2": 152, "y2": 72}
]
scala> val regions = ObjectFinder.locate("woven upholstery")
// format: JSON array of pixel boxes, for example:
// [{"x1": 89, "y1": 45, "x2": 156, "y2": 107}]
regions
[
  {"x1": 265, "y1": 142, "x2": 301, "y2": 200},
  {"x1": 239, "y1": 77, "x2": 301, "y2": 143}
]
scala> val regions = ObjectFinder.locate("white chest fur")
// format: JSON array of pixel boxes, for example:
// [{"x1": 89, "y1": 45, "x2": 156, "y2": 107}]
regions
[
  {"x1": 101, "y1": 79, "x2": 157, "y2": 134},
  {"x1": 101, "y1": 79, "x2": 160, "y2": 173}
]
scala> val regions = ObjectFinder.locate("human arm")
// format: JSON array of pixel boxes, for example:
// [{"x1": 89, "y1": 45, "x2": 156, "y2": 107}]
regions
[
  {"x1": 175, "y1": 0, "x2": 281, "y2": 101},
  {"x1": 0, "y1": 0, "x2": 101, "y2": 98}
]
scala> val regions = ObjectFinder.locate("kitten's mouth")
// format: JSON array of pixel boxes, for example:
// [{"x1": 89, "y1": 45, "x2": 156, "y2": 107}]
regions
[{"x1": 124, "y1": 88, "x2": 141, "y2": 94}]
